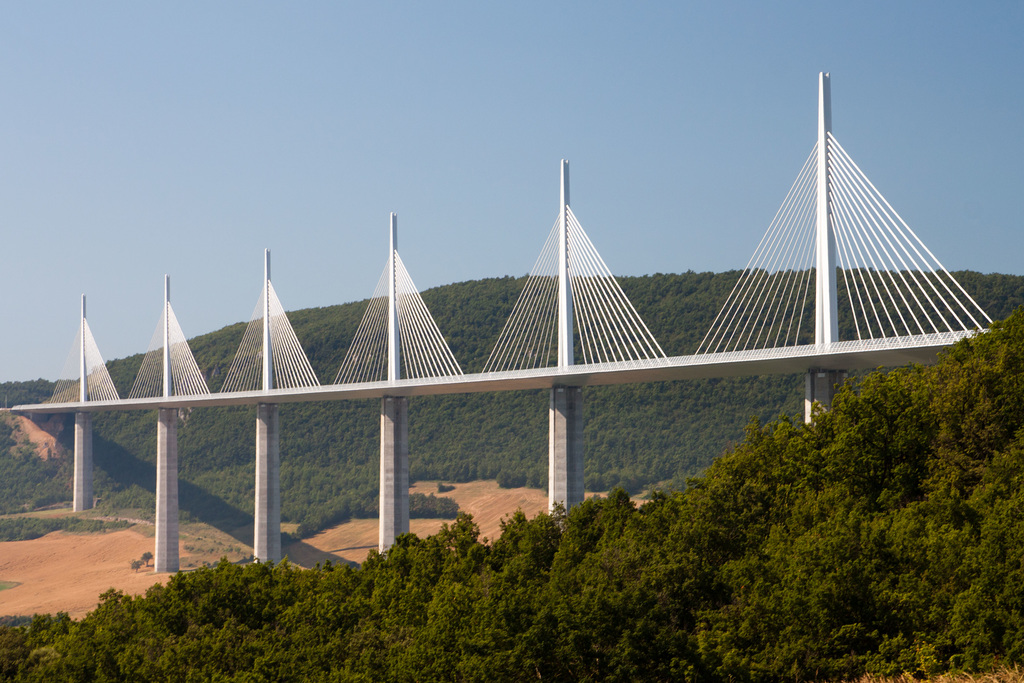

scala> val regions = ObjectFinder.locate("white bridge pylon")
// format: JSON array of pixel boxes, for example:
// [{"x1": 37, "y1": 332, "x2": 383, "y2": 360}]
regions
[
  {"x1": 698, "y1": 73, "x2": 992, "y2": 356},
  {"x1": 128, "y1": 275, "x2": 210, "y2": 399},
  {"x1": 335, "y1": 213, "x2": 463, "y2": 384},
  {"x1": 220, "y1": 249, "x2": 320, "y2": 392},
  {"x1": 50, "y1": 295, "x2": 120, "y2": 404},
  {"x1": 484, "y1": 160, "x2": 665, "y2": 373}
]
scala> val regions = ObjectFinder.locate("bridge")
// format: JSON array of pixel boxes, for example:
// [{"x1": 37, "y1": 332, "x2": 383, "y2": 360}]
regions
[{"x1": 14, "y1": 73, "x2": 990, "y2": 572}]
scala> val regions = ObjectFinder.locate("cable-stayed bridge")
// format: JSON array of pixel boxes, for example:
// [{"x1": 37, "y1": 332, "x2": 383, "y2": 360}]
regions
[{"x1": 14, "y1": 73, "x2": 990, "y2": 571}]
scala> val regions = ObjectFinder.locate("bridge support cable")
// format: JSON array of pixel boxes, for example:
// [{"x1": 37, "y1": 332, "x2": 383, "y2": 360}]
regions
[
  {"x1": 483, "y1": 212, "x2": 665, "y2": 369},
  {"x1": 698, "y1": 73, "x2": 991, "y2": 424},
  {"x1": 336, "y1": 268, "x2": 390, "y2": 384},
  {"x1": 697, "y1": 147, "x2": 819, "y2": 354},
  {"x1": 331, "y1": 215, "x2": 460, "y2": 551},
  {"x1": 125, "y1": 276, "x2": 206, "y2": 573},
  {"x1": 220, "y1": 263, "x2": 320, "y2": 393},
  {"x1": 484, "y1": 160, "x2": 665, "y2": 510},
  {"x1": 335, "y1": 219, "x2": 463, "y2": 385},
  {"x1": 394, "y1": 253, "x2": 463, "y2": 378},
  {"x1": 50, "y1": 297, "x2": 120, "y2": 404},
  {"x1": 699, "y1": 92, "x2": 990, "y2": 360},
  {"x1": 567, "y1": 209, "x2": 665, "y2": 363},
  {"x1": 483, "y1": 220, "x2": 561, "y2": 372},
  {"x1": 129, "y1": 278, "x2": 209, "y2": 400},
  {"x1": 216, "y1": 251, "x2": 315, "y2": 563},
  {"x1": 826, "y1": 132, "x2": 991, "y2": 335},
  {"x1": 334, "y1": 261, "x2": 463, "y2": 383},
  {"x1": 49, "y1": 296, "x2": 118, "y2": 512}
]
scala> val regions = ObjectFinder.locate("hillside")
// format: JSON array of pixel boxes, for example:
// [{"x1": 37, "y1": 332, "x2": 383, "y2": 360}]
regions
[
  {"x1": 0, "y1": 479, "x2": 545, "y2": 620},
  {"x1": 2, "y1": 271, "x2": 1023, "y2": 539},
  {"x1": 6, "y1": 305, "x2": 1024, "y2": 680}
]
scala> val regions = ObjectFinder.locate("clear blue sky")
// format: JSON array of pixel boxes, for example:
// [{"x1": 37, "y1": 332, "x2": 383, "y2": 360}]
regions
[{"x1": 1, "y1": 2, "x2": 1021, "y2": 382}]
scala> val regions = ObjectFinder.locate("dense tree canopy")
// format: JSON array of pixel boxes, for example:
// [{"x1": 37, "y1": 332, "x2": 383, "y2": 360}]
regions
[{"x1": 4, "y1": 305, "x2": 1024, "y2": 680}]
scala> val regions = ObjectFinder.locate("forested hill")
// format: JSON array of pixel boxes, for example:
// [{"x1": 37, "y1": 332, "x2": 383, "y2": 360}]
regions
[
  {"x1": 8, "y1": 297, "x2": 1024, "y2": 680},
  {"x1": 2, "y1": 271, "x2": 1023, "y2": 538}
]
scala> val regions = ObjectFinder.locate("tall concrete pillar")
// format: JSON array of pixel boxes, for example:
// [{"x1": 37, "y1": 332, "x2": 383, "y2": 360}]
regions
[
  {"x1": 73, "y1": 412, "x2": 93, "y2": 511},
  {"x1": 254, "y1": 403, "x2": 281, "y2": 562},
  {"x1": 815, "y1": 72, "x2": 839, "y2": 347},
  {"x1": 549, "y1": 386, "x2": 584, "y2": 511},
  {"x1": 804, "y1": 369, "x2": 847, "y2": 423},
  {"x1": 379, "y1": 396, "x2": 409, "y2": 551},
  {"x1": 548, "y1": 160, "x2": 584, "y2": 512},
  {"x1": 155, "y1": 408, "x2": 179, "y2": 573}
]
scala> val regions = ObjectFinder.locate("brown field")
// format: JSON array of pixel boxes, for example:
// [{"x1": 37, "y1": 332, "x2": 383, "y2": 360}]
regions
[
  {"x1": 285, "y1": 480, "x2": 549, "y2": 567},
  {"x1": 0, "y1": 480, "x2": 548, "y2": 619},
  {"x1": 843, "y1": 672, "x2": 1023, "y2": 683},
  {"x1": 0, "y1": 528, "x2": 167, "y2": 619}
]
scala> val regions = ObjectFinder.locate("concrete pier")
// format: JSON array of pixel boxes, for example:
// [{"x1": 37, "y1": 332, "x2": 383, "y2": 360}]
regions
[
  {"x1": 155, "y1": 408, "x2": 179, "y2": 573},
  {"x1": 804, "y1": 369, "x2": 847, "y2": 423},
  {"x1": 73, "y1": 412, "x2": 93, "y2": 511},
  {"x1": 549, "y1": 386, "x2": 584, "y2": 511},
  {"x1": 254, "y1": 403, "x2": 281, "y2": 562},
  {"x1": 379, "y1": 396, "x2": 409, "y2": 551}
]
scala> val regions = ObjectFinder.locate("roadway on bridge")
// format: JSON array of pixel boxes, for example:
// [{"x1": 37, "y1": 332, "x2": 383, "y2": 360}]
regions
[{"x1": 14, "y1": 331, "x2": 971, "y2": 414}]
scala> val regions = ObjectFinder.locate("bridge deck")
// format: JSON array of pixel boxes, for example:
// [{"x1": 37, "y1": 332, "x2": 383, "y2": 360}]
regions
[{"x1": 13, "y1": 332, "x2": 972, "y2": 414}]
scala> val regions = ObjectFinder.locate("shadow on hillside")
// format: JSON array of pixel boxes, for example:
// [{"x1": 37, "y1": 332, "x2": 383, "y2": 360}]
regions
[
  {"x1": 94, "y1": 434, "x2": 252, "y2": 544},
  {"x1": 282, "y1": 539, "x2": 359, "y2": 569}
]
